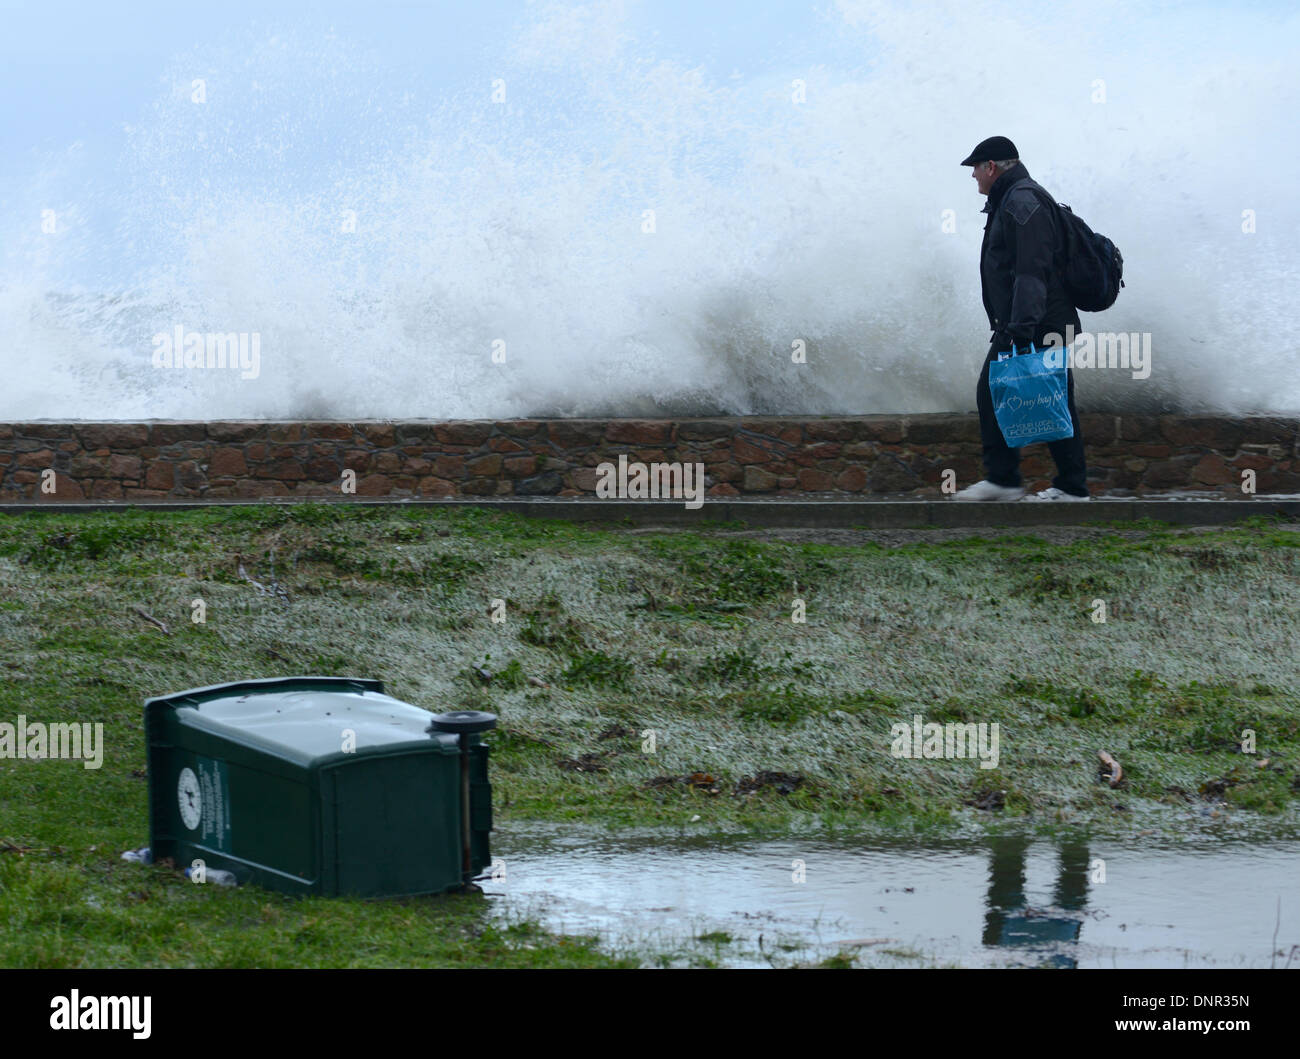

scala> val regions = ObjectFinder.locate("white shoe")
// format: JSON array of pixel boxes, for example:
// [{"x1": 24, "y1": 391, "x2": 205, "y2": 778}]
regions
[
  {"x1": 1022, "y1": 487, "x2": 1090, "y2": 501},
  {"x1": 952, "y1": 480, "x2": 1025, "y2": 501}
]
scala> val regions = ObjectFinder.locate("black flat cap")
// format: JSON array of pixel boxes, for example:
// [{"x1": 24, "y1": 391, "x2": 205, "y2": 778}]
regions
[{"x1": 960, "y1": 136, "x2": 1018, "y2": 166}]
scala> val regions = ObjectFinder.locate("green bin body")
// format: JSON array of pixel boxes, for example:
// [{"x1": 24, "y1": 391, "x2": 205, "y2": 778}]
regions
[{"x1": 145, "y1": 676, "x2": 491, "y2": 897}]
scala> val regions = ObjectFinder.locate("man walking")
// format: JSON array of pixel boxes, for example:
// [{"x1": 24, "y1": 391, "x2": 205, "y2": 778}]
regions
[{"x1": 954, "y1": 136, "x2": 1090, "y2": 501}]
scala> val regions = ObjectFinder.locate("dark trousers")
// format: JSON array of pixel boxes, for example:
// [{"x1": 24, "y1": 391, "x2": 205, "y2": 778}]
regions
[{"x1": 976, "y1": 340, "x2": 1088, "y2": 495}]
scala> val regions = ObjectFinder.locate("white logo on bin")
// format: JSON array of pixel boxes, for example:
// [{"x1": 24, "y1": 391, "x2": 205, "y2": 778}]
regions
[{"x1": 177, "y1": 767, "x2": 202, "y2": 830}]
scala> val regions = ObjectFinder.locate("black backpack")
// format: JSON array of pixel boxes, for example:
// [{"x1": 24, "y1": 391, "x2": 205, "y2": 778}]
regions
[{"x1": 1021, "y1": 184, "x2": 1125, "y2": 312}]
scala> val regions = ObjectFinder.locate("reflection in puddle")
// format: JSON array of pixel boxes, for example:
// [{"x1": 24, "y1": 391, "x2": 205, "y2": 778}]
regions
[
  {"x1": 487, "y1": 828, "x2": 1299, "y2": 967},
  {"x1": 983, "y1": 835, "x2": 1087, "y2": 968}
]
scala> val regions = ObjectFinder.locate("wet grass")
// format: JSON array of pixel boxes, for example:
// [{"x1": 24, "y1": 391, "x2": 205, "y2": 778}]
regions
[
  {"x1": 0, "y1": 846, "x2": 633, "y2": 968},
  {"x1": 1, "y1": 504, "x2": 1299, "y2": 964}
]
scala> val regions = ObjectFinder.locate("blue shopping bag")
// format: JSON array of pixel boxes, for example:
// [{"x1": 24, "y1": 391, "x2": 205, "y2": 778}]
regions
[{"x1": 988, "y1": 342, "x2": 1074, "y2": 447}]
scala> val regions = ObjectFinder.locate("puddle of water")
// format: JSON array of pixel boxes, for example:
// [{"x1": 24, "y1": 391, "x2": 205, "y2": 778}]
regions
[{"x1": 486, "y1": 828, "x2": 1300, "y2": 968}]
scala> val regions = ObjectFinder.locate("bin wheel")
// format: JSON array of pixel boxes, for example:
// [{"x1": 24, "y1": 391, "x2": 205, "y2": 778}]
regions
[{"x1": 428, "y1": 710, "x2": 498, "y2": 734}]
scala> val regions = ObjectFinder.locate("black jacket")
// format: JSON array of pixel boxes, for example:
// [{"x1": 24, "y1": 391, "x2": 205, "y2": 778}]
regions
[{"x1": 979, "y1": 162, "x2": 1080, "y2": 351}]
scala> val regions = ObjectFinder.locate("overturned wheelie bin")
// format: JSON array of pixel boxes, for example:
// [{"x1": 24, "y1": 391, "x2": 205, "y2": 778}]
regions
[{"x1": 144, "y1": 676, "x2": 495, "y2": 897}]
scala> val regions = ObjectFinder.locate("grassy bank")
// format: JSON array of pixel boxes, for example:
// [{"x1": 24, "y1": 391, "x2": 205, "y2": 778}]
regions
[{"x1": 1, "y1": 504, "x2": 1297, "y2": 965}]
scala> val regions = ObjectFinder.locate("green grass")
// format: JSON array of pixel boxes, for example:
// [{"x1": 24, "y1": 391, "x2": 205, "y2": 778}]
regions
[
  {"x1": 0, "y1": 848, "x2": 633, "y2": 968},
  {"x1": 1, "y1": 503, "x2": 1299, "y2": 965}
]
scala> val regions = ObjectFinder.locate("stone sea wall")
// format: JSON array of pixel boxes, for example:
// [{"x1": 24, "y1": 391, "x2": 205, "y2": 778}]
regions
[{"x1": 2, "y1": 415, "x2": 1297, "y2": 501}]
